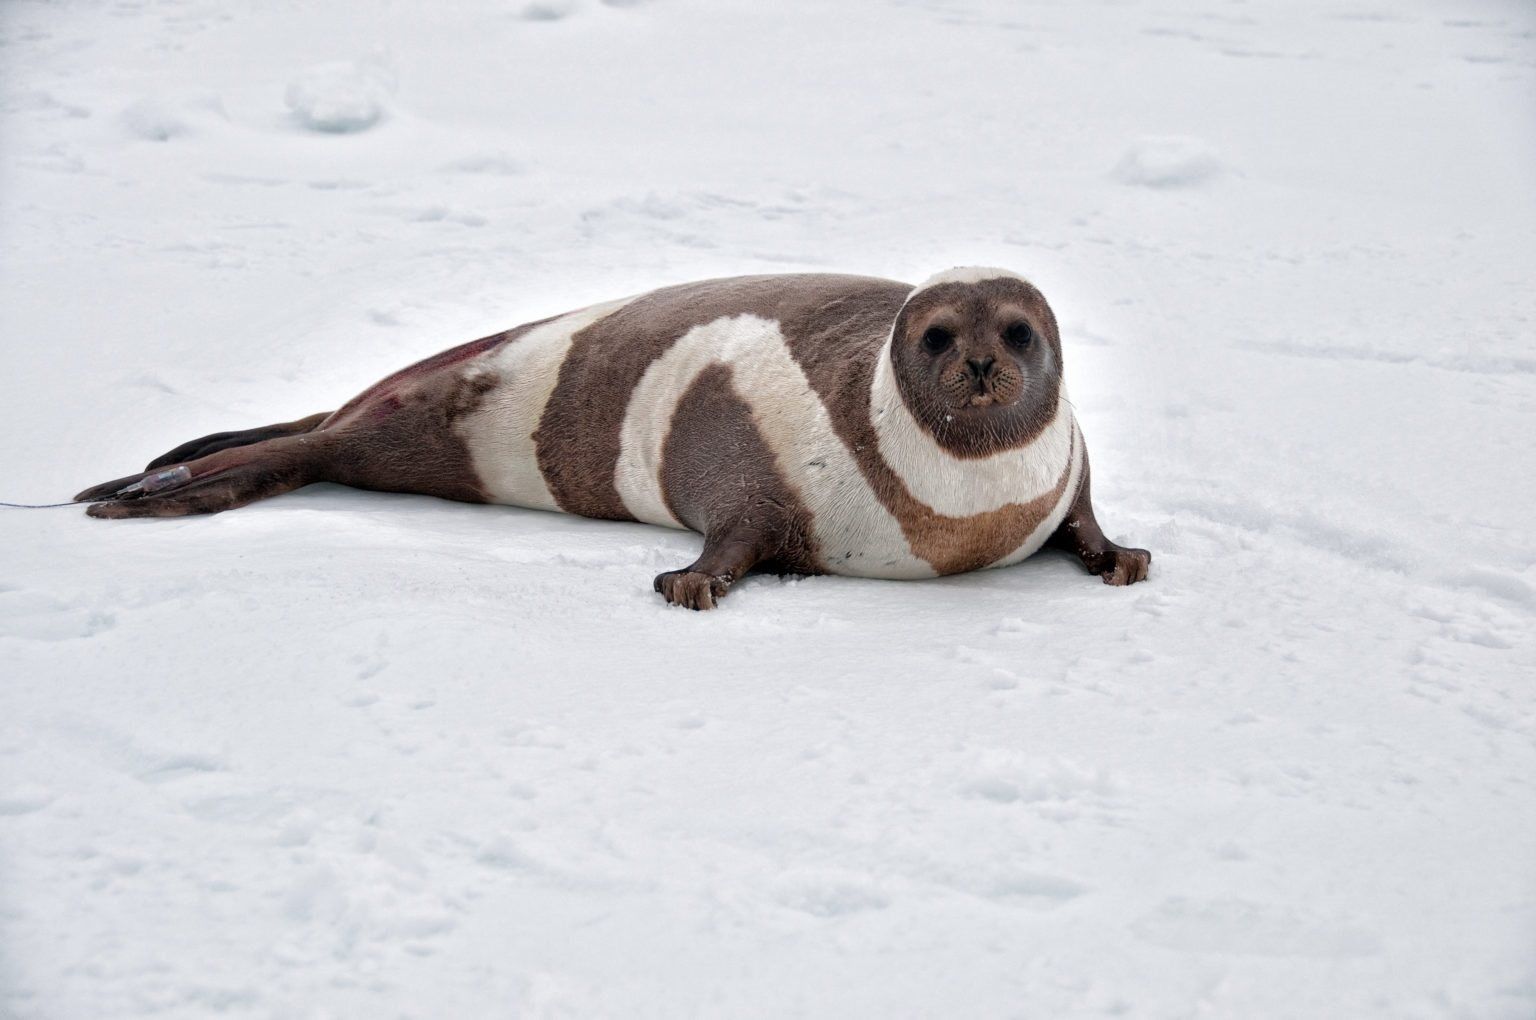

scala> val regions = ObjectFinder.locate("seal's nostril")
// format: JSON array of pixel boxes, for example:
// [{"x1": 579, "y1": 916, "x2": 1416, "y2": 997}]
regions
[{"x1": 966, "y1": 356, "x2": 995, "y2": 379}]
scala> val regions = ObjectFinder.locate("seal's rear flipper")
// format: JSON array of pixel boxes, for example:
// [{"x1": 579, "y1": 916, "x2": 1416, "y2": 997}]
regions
[
  {"x1": 71, "y1": 466, "x2": 192, "y2": 503},
  {"x1": 78, "y1": 435, "x2": 325, "y2": 519},
  {"x1": 144, "y1": 411, "x2": 332, "y2": 471},
  {"x1": 74, "y1": 471, "x2": 159, "y2": 503}
]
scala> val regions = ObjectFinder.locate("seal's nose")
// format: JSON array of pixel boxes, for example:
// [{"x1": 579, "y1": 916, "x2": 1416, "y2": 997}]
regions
[{"x1": 966, "y1": 356, "x2": 995, "y2": 380}]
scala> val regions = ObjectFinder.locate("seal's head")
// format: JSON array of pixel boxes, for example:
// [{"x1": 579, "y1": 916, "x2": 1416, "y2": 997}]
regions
[{"x1": 890, "y1": 267, "x2": 1064, "y2": 456}]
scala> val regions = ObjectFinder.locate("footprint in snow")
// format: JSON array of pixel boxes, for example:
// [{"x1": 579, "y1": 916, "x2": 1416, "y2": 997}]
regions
[
  {"x1": 137, "y1": 751, "x2": 228, "y2": 784},
  {"x1": 1132, "y1": 897, "x2": 1381, "y2": 958},
  {"x1": 771, "y1": 870, "x2": 890, "y2": 918},
  {"x1": 440, "y1": 153, "x2": 525, "y2": 176},
  {"x1": 518, "y1": 0, "x2": 579, "y2": 20},
  {"x1": 958, "y1": 751, "x2": 1118, "y2": 806},
  {"x1": 943, "y1": 866, "x2": 1088, "y2": 908},
  {"x1": 121, "y1": 93, "x2": 226, "y2": 142},
  {"x1": 0, "y1": 786, "x2": 55, "y2": 816},
  {"x1": 412, "y1": 205, "x2": 487, "y2": 227},
  {"x1": 0, "y1": 590, "x2": 115, "y2": 642}
]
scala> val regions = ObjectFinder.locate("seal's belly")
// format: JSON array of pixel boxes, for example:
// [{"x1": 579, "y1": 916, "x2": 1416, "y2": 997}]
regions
[{"x1": 455, "y1": 299, "x2": 1081, "y2": 580}]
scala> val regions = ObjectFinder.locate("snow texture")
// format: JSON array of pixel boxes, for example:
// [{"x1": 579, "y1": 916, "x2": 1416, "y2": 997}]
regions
[
  {"x1": 1112, "y1": 136, "x2": 1224, "y2": 189},
  {"x1": 1, "y1": 0, "x2": 1534, "y2": 1017},
  {"x1": 284, "y1": 57, "x2": 395, "y2": 134}
]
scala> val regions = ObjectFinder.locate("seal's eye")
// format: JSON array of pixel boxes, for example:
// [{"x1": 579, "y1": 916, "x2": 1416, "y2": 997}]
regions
[
  {"x1": 1004, "y1": 322, "x2": 1034, "y2": 350},
  {"x1": 921, "y1": 326, "x2": 954, "y2": 355}
]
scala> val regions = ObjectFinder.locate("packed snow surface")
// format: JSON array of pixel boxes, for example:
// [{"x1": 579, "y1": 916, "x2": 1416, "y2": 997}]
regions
[{"x1": 2, "y1": 0, "x2": 1535, "y2": 1017}]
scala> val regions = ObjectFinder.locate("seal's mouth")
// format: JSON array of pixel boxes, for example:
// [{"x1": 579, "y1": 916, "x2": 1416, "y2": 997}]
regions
[
  {"x1": 951, "y1": 375, "x2": 1013, "y2": 410},
  {"x1": 945, "y1": 386, "x2": 1010, "y2": 411},
  {"x1": 938, "y1": 362, "x2": 1023, "y2": 412}
]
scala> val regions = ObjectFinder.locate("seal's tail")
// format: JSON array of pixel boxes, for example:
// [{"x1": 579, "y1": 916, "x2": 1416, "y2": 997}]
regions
[
  {"x1": 143, "y1": 411, "x2": 332, "y2": 471},
  {"x1": 75, "y1": 432, "x2": 330, "y2": 519}
]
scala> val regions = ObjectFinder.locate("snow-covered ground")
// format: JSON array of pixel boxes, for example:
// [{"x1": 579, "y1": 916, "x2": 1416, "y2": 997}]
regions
[{"x1": 2, "y1": 0, "x2": 1534, "y2": 1016}]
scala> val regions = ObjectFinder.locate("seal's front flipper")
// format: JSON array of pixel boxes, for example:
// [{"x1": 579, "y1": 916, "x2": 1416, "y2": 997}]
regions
[
  {"x1": 653, "y1": 528, "x2": 767, "y2": 611},
  {"x1": 654, "y1": 570, "x2": 733, "y2": 611},
  {"x1": 1047, "y1": 452, "x2": 1151, "y2": 587},
  {"x1": 1081, "y1": 544, "x2": 1151, "y2": 585}
]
